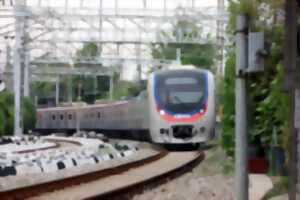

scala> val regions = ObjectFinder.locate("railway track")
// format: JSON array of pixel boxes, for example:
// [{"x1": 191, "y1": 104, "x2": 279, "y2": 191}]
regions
[
  {"x1": 31, "y1": 151, "x2": 203, "y2": 200},
  {"x1": 0, "y1": 147, "x2": 204, "y2": 200}
]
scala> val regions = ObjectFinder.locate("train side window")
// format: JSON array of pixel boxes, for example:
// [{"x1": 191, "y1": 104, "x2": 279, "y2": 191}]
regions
[
  {"x1": 60, "y1": 114, "x2": 64, "y2": 120},
  {"x1": 52, "y1": 115, "x2": 56, "y2": 120},
  {"x1": 68, "y1": 114, "x2": 72, "y2": 120},
  {"x1": 98, "y1": 112, "x2": 101, "y2": 119}
]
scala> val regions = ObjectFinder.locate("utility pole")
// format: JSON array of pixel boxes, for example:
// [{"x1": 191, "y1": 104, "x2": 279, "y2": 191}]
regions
[{"x1": 235, "y1": 14, "x2": 248, "y2": 200}]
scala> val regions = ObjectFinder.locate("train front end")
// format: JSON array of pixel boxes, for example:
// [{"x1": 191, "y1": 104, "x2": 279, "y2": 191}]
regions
[{"x1": 148, "y1": 68, "x2": 215, "y2": 144}]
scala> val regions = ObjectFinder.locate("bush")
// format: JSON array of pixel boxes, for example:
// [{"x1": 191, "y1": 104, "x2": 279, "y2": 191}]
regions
[{"x1": 0, "y1": 91, "x2": 36, "y2": 135}]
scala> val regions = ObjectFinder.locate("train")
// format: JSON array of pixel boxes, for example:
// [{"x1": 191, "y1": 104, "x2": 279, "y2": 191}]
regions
[{"x1": 36, "y1": 66, "x2": 216, "y2": 145}]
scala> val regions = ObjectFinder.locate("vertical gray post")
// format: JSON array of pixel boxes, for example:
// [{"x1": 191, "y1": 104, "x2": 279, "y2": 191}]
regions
[
  {"x1": 23, "y1": 0, "x2": 29, "y2": 97},
  {"x1": 176, "y1": 48, "x2": 181, "y2": 64},
  {"x1": 24, "y1": 52, "x2": 30, "y2": 97},
  {"x1": 115, "y1": 0, "x2": 118, "y2": 15},
  {"x1": 217, "y1": 0, "x2": 225, "y2": 76},
  {"x1": 94, "y1": 75, "x2": 97, "y2": 100},
  {"x1": 98, "y1": 0, "x2": 103, "y2": 56},
  {"x1": 67, "y1": 75, "x2": 73, "y2": 103},
  {"x1": 163, "y1": 0, "x2": 166, "y2": 16},
  {"x1": 77, "y1": 82, "x2": 82, "y2": 101},
  {"x1": 109, "y1": 75, "x2": 113, "y2": 100},
  {"x1": 135, "y1": 44, "x2": 142, "y2": 84},
  {"x1": 13, "y1": 0, "x2": 24, "y2": 136},
  {"x1": 67, "y1": 60, "x2": 73, "y2": 103},
  {"x1": 76, "y1": 110, "x2": 80, "y2": 132},
  {"x1": 55, "y1": 76, "x2": 60, "y2": 106},
  {"x1": 34, "y1": 95, "x2": 38, "y2": 107},
  {"x1": 235, "y1": 14, "x2": 248, "y2": 200},
  {"x1": 5, "y1": 39, "x2": 10, "y2": 67}
]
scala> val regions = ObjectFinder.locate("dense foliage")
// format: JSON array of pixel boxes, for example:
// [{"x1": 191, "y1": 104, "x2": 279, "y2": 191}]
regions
[
  {"x1": 0, "y1": 91, "x2": 36, "y2": 136},
  {"x1": 221, "y1": 0, "x2": 288, "y2": 156}
]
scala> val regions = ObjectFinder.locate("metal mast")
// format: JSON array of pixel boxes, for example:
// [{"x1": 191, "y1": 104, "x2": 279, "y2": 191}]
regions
[{"x1": 13, "y1": 0, "x2": 25, "y2": 136}]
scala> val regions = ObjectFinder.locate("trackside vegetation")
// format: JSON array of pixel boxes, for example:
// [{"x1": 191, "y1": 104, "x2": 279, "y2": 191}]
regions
[
  {"x1": 0, "y1": 91, "x2": 36, "y2": 136},
  {"x1": 220, "y1": 0, "x2": 288, "y2": 161}
]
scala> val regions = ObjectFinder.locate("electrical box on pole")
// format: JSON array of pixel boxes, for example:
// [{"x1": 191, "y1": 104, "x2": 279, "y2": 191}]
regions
[{"x1": 248, "y1": 32, "x2": 265, "y2": 73}]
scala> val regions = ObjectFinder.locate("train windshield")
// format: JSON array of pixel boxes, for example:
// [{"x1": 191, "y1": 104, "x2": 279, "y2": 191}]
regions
[{"x1": 155, "y1": 70, "x2": 207, "y2": 114}]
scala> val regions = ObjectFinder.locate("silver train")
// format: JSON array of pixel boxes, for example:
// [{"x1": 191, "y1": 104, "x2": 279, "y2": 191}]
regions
[{"x1": 36, "y1": 67, "x2": 215, "y2": 145}]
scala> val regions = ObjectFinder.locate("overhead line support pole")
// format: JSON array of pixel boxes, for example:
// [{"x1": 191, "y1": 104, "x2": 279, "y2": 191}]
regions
[
  {"x1": 235, "y1": 14, "x2": 248, "y2": 200},
  {"x1": 13, "y1": 0, "x2": 24, "y2": 136}
]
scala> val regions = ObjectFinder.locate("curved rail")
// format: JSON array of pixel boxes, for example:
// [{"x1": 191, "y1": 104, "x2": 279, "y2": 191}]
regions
[
  {"x1": 29, "y1": 151, "x2": 204, "y2": 200},
  {"x1": 0, "y1": 148, "x2": 166, "y2": 200}
]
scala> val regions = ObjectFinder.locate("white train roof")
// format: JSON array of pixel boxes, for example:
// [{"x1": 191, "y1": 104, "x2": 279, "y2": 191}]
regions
[{"x1": 167, "y1": 64, "x2": 197, "y2": 70}]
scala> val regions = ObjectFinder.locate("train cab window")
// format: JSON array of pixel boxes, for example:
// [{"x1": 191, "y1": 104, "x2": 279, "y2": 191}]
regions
[
  {"x1": 60, "y1": 114, "x2": 64, "y2": 120},
  {"x1": 98, "y1": 112, "x2": 101, "y2": 118},
  {"x1": 68, "y1": 114, "x2": 72, "y2": 120},
  {"x1": 52, "y1": 115, "x2": 56, "y2": 120},
  {"x1": 155, "y1": 70, "x2": 206, "y2": 113}
]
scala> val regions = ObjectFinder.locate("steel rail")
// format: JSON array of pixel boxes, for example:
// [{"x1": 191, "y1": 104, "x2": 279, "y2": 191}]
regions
[
  {"x1": 0, "y1": 147, "x2": 167, "y2": 200},
  {"x1": 30, "y1": 150, "x2": 204, "y2": 200}
]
